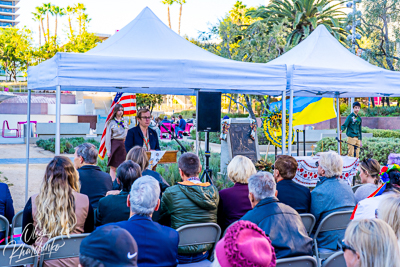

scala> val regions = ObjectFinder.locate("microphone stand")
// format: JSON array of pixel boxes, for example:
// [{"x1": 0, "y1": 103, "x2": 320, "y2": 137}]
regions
[
  {"x1": 336, "y1": 137, "x2": 363, "y2": 186},
  {"x1": 160, "y1": 123, "x2": 187, "y2": 154}
]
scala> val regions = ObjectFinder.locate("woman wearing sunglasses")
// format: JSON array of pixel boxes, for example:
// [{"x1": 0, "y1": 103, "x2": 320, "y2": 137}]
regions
[{"x1": 343, "y1": 219, "x2": 400, "y2": 267}]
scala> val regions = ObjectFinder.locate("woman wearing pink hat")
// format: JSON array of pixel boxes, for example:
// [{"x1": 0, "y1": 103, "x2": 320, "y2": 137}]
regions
[{"x1": 212, "y1": 220, "x2": 277, "y2": 267}]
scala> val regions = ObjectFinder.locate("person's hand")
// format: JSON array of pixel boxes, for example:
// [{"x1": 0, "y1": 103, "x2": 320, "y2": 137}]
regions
[{"x1": 106, "y1": 190, "x2": 120, "y2": 196}]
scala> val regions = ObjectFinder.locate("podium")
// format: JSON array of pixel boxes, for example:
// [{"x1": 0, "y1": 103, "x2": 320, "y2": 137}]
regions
[{"x1": 146, "y1": 150, "x2": 178, "y2": 170}]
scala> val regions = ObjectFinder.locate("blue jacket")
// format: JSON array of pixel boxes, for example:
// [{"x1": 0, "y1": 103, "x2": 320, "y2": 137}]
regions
[
  {"x1": 125, "y1": 125, "x2": 161, "y2": 153},
  {"x1": 311, "y1": 177, "x2": 356, "y2": 250},
  {"x1": 178, "y1": 119, "x2": 186, "y2": 130},
  {"x1": 241, "y1": 197, "x2": 312, "y2": 259},
  {"x1": 111, "y1": 215, "x2": 179, "y2": 267},
  {"x1": 0, "y1": 183, "x2": 14, "y2": 242},
  {"x1": 276, "y1": 179, "x2": 311, "y2": 214}
]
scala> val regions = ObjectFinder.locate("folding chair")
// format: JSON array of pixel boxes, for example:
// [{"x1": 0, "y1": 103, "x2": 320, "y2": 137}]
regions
[
  {"x1": 38, "y1": 233, "x2": 89, "y2": 267},
  {"x1": 322, "y1": 251, "x2": 346, "y2": 267},
  {"x1": 0, "y1": 215, "x2": 9, "y2": 245},
  {"x1": 176, "y1": 223, "x2": 221, "y2": 267},
  {"x1": 0, "y1": 244, "x2": 38, "y2": 267},
  {"x1": 300, "y1": 213, "x2": 316, "y2": 235},
  {"x1": 352, "y1": 184, "x2": 362, "y2": 193},
  {"x1": 313, "y1": 210, "x2": 352, "y2": 267},
  {"x1": 11, "y1": 210, "x2": 23, "y2": 241},
  {"x1": 276, "y1": 256, "x2": 318, "y2": 267}
]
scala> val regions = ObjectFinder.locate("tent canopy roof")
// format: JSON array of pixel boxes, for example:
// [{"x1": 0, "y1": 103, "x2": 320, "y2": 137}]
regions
[
  {"x1": 268, "y1": 25, "x2": 400, "y2": 97},
  {"x1": 27, "y1": 7, "x2": 287, "y2": 96}
]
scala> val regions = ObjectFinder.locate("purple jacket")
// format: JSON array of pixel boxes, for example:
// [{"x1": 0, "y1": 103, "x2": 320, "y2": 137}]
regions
[{"x1": 217, "y1": 183, "x2": 252, "y2": 232}]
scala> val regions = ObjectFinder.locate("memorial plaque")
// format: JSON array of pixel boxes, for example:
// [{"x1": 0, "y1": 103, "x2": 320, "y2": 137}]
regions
[{"x1": 229, "y1": 122, "x2": 259, "y2": 162}]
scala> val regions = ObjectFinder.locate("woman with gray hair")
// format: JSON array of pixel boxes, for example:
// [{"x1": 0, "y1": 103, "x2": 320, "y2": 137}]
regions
[{"x1": 310, "y1": 151, "x2": 356, "y2": 253}]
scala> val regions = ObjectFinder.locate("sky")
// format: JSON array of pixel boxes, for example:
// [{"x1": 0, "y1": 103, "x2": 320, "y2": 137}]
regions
[{"x1": 18, "y1": 0, "x2": 268, "y2": 46}]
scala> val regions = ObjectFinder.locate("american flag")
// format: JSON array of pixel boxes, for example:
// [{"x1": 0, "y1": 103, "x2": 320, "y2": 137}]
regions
[{"x1": 98, "y1": 93, "x2": 136, "y2": 159}]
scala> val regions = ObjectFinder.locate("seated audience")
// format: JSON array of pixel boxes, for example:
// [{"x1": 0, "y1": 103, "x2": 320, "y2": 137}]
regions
[
  {"x1": 96, "y1": 161, "x2": 142, "y2": 226},
  {"x1": 378, "y1": 194, "x2": 400, "y2": 248},
  {"x1": 274, "y1": 155, "x2": 311, "y2": 213},
  {"x1": 80, "y1": 225, "x2": 138, "y2": 267},
  {"x1": 74, "y1": 143, "x2": 112, "y2": 210},
  {"x1": 0, "y1": 182, "x2": 14, "y2": 243},
  {"x1": 159, "y1": 152, "x2": 219, "y2": 264},
  {"x1": 311, "y1": 151, "x2": 356, "y2": 252},
  {"x1": 354, "y1": 158, "x2": 381, "y2": 203},
  {"x1": 22, "y1": 156, "x2": 94, "y2": 266},
  {"x1": 111, "y1": 176, "x2": 179, "y2": 267},
  {"x1": 126, "y1": 146, "x2": 170, "y2": 195},
  {"x1": 161, "y1": 116, "x2": 171, "y2": 124},
  {"x1": 217, "y1": 155, "x2": 256, "y2": 233},
  {"x1": 353, "y1": 164, "x2": 400, "y2": 220},
  {"x1": 241, "y1": 172, "x2": 312, "y2": 259},
  {"x1": 212, "y1": 220, "x2": 276, "y2": 267},
  {"x1": 174, "y1": 115, "x2": 186, "y2": 138},
  {"x1": 343, "y1": 219, "x2": 400, "y2": 267}
]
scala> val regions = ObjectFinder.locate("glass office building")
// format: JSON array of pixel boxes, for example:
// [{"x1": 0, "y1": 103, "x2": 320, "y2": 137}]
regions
[{"x1": 0, "y1": 0, "x2": 19, "y2": 27}]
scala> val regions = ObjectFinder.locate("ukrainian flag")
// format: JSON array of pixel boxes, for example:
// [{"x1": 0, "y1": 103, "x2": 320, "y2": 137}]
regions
[{"x1": 269, "y1": 97, "x2": 336, "y2": 126}]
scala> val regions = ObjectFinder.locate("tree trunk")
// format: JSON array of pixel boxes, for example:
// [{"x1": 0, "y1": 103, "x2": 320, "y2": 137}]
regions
[
  {"x1": 38, "y1": 24, "x2": 41, "y2": 46},
  {"x1": 178, "y1": 4, "x2": 182, "y2": 35},
  {"x1": 386, "y1": 97, "x2": 390, "y2": 106},
  {"x1": 228, "y1": 95, "x2": 232, "y2": 113},
  {"x1": 370, "y1": 97, "x2": 375, "y2": 108},
  {"x1": 68, "y1": 16, "x2": 73, "y2": 36},
  {"x1": 47, "y1": 13, "x2": 50, "y2": 40},
  {"x1": 244, "y1": 95, "x2": 256, "y2": 120},
  {"x1": 167, "y1": 6, "x2": 171, "y2": 28},
  {"x1": 382, "y1": 13, "x2": 395, "y2": 71},
  {"x1": 41, "y1": 19, "x2": 47, "y2": 43},
  {"x1": 55, "y1": 16, "x2": 58, "y2": 41}
]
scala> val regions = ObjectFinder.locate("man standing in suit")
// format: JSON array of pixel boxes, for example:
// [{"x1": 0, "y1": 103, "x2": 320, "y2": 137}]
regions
[{"x1": 110, "y1": 176, "x2": 179, "y2": 267}]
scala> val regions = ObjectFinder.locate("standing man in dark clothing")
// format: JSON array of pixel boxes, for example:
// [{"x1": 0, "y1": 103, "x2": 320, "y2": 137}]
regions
[
  {"x1": 341, "y1": 101, "x2": 362, "y2": 158},
  {"x1": 74, "y1": 143, "x2": 112, "y2": 210},
  {"x1": 274, "y1": 155, "x2": 311, "y2": 213},
  {"x1": 174, "y1": 115, "x2": 186, "y2": 138}
]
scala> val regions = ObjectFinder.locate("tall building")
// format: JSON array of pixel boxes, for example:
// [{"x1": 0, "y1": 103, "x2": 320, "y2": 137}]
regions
[{"x1": 0, "y1": 0, "x2": 19, "y2": 28}]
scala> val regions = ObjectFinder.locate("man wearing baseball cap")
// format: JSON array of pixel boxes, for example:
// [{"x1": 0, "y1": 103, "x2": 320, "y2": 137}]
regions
[{"x1": 79, "y1": 225, "x2": 138, "y2": 267}]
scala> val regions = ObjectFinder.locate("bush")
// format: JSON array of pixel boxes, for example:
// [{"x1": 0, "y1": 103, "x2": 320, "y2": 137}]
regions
[
  {"x1": 362, "y1": 127, "x2": 400, "y2": 138},
  {"x1": 36, "y1": 137, "x2": 100, "y2": 154},
  {"x1": 189, "y1": 129, "x2": 221, "y2": 144},
  {"x1": 315, "y1": 137, "x2": 400, "y2": 165},
  {"x1": 363, "y1": 106, "x2": 400, "y2": 117}
]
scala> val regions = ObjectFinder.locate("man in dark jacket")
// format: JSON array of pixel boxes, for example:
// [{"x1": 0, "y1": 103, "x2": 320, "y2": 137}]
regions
[
  {"x1": 241, "y1": 172, "x2": 312, "y2": 259},
  {"x1": 74, "y1": 143, "x2": 112, "y2": 210},
  {"x1": 111, "y1": 176, "x2": 179, "y2": 267},
  {"x1": 274, "y1": 155, "x2": 311, "y2": 213},
  {"x1": 158, "y1": 153, "x2": 219, "y2": 264},
  {"x1": 0, "y1": 182, "x2": 14, "y2": 243}
]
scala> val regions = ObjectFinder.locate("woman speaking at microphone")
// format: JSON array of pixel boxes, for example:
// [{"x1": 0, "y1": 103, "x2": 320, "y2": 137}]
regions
[{"x1": 125, "y1": 108, "x2": 161, "y2": 154}]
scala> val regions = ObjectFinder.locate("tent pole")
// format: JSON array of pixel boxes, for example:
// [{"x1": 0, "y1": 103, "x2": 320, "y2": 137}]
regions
[
  {"x1": 25, "y1": 89, "x2": 31, "y2": 203},
  {"x1": 55, "y1": 86, "x2": 61, "y2": 155},
  {"x1": 336, "y1": 94, "x2": 341, "y2": 155},
  {"x1": 282, "y1": 91, "x2": 286, "y2": 155},
  {"x1": 288, "y1": 89, "x2": 294, "y2": 156}
]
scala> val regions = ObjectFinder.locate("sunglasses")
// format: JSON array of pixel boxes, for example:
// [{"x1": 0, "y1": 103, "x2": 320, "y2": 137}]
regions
[
  {"x1": 341, "y1": 240, "x2": 356, "y2": 253},
  {"x1": 271, "y1": 165, "x2": 275, "y2": 170}
]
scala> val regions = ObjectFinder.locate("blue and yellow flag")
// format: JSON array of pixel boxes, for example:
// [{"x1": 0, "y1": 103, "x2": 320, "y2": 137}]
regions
[{"x1": 269, "y1": 97, "x2": 336, "y2": 126}]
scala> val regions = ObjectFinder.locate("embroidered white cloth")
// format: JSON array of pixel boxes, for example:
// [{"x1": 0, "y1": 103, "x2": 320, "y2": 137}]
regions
[
  {"x1": 147, "y1": 151, "x2": 166, "y2": 170},
  {"x1": 293, "y1": 155, "x2": 359, "y2": 187}
]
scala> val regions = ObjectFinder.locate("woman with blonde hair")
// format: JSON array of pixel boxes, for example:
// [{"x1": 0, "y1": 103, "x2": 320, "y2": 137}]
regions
[
  {"x1": 378, "y1": 194, "x2": 400, "y2": 247},
  {"x1": 22, "y1": 156, "x2": 94, "y2": 266},
  {"x1": 217, "y1": 155, "x2": 257, "y2": 233},
  {"x1": 343, "y1": 219, "x2": 400, "y2": 267}
]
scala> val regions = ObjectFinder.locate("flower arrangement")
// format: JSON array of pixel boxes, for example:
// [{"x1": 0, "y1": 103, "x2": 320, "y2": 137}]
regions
[{"x1": 262, "y1": 107, "x2": 294, "y2": 148}]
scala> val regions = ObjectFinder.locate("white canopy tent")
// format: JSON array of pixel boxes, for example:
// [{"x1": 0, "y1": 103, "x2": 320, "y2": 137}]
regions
[
  {"x1": 25, "y1": 7, "x2": 287, "y2": 201},
  {"x1": 267, "y1": 25, "x2": 400, "y2": 155}
]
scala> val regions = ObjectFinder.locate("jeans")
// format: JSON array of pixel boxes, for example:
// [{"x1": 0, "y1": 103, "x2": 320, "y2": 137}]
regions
[
  {"x1": 177, "y1": 251, "x2": 209, "y2": 264},
  {"x1": 175, "y1": 126, "x2": 184, "y2": 137}
]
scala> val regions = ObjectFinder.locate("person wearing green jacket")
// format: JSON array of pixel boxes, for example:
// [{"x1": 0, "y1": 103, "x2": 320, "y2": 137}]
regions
[
  {"x1": 341, "y1": 101, "x2": 362, "y2": 158},
  {"x1": 158, "y1": 152, "x2": 219, "y2": 264}
]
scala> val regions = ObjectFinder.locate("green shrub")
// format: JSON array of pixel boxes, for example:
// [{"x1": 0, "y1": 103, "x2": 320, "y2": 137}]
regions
[
  {"x1": 189, "y1": 129, "x2": 221, "y2": 144},
  {"x1": 97, "y1": 156, "x2": 109, "y2": 173},
  {"x1": 362, "y1": 127, "x2": 400, "y2": 138},
  {"x1": 36, "y1": 137, "x2": 100, "y2": 154},
  {"x1": 315, "y1": 137, "x2": 400, "y2": 165}
]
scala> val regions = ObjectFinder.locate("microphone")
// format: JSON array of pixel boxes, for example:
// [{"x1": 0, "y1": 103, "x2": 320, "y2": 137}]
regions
[
  {"x1": 160, "y1": 123, "x2": 172, "y2": 134},
  {"x1": 335, "y1": 137, "x2": 343, "y2": 142}
]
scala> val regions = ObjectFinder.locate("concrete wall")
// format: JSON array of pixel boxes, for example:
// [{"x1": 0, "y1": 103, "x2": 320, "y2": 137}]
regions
[
  {"x1": 0, "y1": 114, "x2": 78, "y2": 130},
  {"x1": 48, "y1": 104, "x2": 86, "y2": 115},
  {"x1": 307, "y1": 117, "x2": 400, "y2": 130}
]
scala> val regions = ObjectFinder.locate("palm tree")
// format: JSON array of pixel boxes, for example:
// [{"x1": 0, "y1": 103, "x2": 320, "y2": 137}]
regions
[
  {"x1": 248, "y1": 0, "x2": 347, "y2": 46},
  {"x1": 42, "y1": 3, "x2": 52, "y2": 41},
  {"x1": 161, "y1": 0, "x2": 174, "y2": 29},
  {"x1": 75, "y1": 3, "x2": 86, "y2": 35},
  {"x1": 32, "y1": 11, "x2": 42, "y2": 46},
  {"x1": 52, "y1": 6, "x2": 65, "y2": 40},
  {"x1": 177, "y1": 0, "x2": 186, "y2": 35},
  {"x1": 66, "y1": 6, "x2": 76, "y2": 36},
  {"x1": 35, "y1": 6, "x2": 46, "y2": 43}
]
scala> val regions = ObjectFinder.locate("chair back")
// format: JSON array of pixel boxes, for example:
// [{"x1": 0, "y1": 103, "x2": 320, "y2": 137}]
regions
[
  {"x1": 176, "y1": 223, "x2": 221, "y2": 247},
  {"x1": 0, "y1": 244, "x2": 38, "y2": 267},
  {"x1": 11, "y1": 210, "x2": 23, "y2": 241},
  {"x1": 300, "y1": 213, "x2": 316, "y2": 234},
  {"x1": 160, "y1": 123, "x2": 171, "y2": 133},
  {"x1": 322, "y1": 251, "x2": 346, "y2": 267},
  {"x1": 276, "y1": 256, "x2": 318, "y2": 267},
  {"x1": 314, "y1": 210, "x2": 353, "y2": 237},
  {"x1": 38, "y1": 233, "x2": 89, "y2": 267},
  {"x1": 185, "y1": 123, "x2": 193, "y2": 132},
  {"x1": 0, "y1": 215, "x2": 9, "y2": 244},
  {"x1": 352, "y1": 184, "x2": 362, "y2": 193}
]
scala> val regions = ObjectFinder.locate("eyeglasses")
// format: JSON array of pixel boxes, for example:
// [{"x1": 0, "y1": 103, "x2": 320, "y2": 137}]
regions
[
  {"x1": 139, "y1": 116, "x2": 151, "y2": 120},
  {"x1": 341, "y1": 240, "x2": 356, "y2": 253},
  {"x1": 315, "y1": 161, "x2": 319, "y2": 167},
  {"x1": 271, "y1": 165, "x2": 275, "y2": 170}
]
